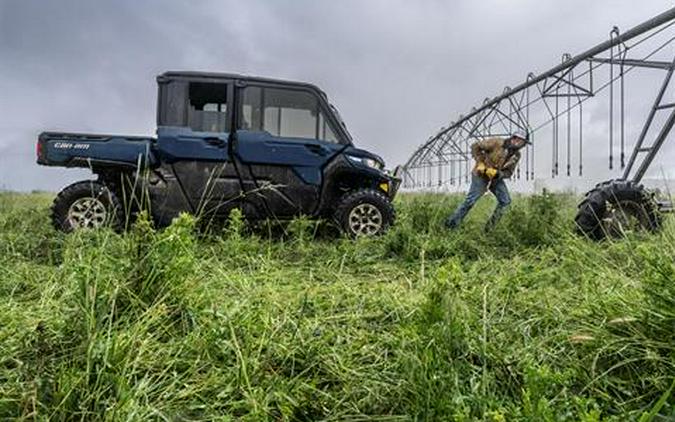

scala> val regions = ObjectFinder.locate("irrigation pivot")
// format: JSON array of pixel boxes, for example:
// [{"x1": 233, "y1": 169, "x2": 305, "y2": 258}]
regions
[{"x1": 401, "y1": 7, "x2": 675, "y2": 239}]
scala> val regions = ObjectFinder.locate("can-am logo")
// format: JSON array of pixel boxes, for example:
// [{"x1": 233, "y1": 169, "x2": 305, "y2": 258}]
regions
[{"x1": 53, "y1": 142, "x2": 90, "y2": 150}]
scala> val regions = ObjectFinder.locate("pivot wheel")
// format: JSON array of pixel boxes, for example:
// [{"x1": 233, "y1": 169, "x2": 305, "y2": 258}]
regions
[
  {"x1": 601, "y1": 200, "x2": 652, "y2": 238},
  {"x1": 335, "y1": 188, "x2": 395, "y2": 238},
  {"x1": 575, "y1": 179, "x2": 662, "y2": 240},
  {"x1": 52, "y1": 180, "x2": 123, "y2": 232}
]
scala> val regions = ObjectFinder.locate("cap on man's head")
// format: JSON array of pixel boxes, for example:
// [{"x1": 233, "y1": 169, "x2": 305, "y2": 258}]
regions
[{"x1": 510, "y1": 130, "x2": 531, "y2": 144}]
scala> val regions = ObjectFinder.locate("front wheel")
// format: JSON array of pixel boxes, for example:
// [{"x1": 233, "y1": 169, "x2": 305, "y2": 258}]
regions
[
  {"x1": 52, "y1": 180, "x2": 123, "y2": 232},
  {"x1": 334, "y1": 189, "x2": 395, "y2": 237}
]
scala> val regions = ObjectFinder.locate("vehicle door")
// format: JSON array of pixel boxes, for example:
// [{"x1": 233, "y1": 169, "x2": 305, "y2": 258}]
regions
[
  {"x1": 234, "y1": 83, "x2": 345, "y2": 217},
  {"x1": 156, "y1": 80, "x2": 241, "y2": 216}
]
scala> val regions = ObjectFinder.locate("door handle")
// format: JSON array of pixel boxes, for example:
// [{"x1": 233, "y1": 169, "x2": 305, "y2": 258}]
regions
[
  {"x1": 305, "y1": 144, "x2": 328, "y2": 155},
  {"x1": 205, "y1": 137, "x2": 225, "y2": 147}
]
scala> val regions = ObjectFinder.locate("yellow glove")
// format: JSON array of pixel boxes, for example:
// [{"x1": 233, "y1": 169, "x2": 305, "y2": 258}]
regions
[
  {"x1": 475, "y1": 162, "x2": 487, "y2": 175},
  {"x1": 485, "y1": 167, "x2": 498, "y2": 179}
]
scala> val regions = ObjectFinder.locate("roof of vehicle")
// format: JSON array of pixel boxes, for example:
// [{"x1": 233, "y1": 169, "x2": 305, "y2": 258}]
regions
[{"x1": 157, "y1": 71, "x2": 327, "y2": 97}]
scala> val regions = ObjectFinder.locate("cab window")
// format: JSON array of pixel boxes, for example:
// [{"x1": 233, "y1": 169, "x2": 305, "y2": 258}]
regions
[
  {"x1": 240, "y1": 86, "x2": 339, "y2": 142},
  {"x1": 188, "y1": 82, "x2": 228, "y2": 132},
  {"x1": 318, "y1": 111, "x2": 338, "y2": 143}
]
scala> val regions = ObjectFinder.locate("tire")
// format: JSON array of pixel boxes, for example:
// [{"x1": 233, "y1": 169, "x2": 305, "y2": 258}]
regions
[
  {"x1": 334, "y1": 189, "x2": 395, "y2": 237},
  {"x1": 575, "y1": 179, "x2": 662, "y2": 240},
  {"x1": 51, "y1": 180, "x2": 124, "y2": 232}
]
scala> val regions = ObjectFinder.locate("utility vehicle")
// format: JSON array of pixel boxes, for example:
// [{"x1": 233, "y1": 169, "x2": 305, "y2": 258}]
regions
[{"x1": 37, "y1": 72, "x2": 400, "y2": 237}]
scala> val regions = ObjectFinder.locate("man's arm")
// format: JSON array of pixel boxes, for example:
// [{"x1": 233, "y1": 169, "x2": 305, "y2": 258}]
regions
[
  {"x1": 471, "y1": 138, "x2": 500, "y2": 163},
  {"x1": 500, "y1": 151, "x2": 521, "y2": 178},
  {"x1": 471, "y1": 141, "x2": 486, "y2": 162}
]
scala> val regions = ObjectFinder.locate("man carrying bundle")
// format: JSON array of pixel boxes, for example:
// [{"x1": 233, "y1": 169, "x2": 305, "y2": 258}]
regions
[{"x1": 445, "y1": 132, "x2": 530, "y2": 231}]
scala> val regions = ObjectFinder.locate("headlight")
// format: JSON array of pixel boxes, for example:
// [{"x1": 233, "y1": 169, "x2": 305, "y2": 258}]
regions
[{"x1": 346, "y1": 155, "x2": 384, "y2": 170}]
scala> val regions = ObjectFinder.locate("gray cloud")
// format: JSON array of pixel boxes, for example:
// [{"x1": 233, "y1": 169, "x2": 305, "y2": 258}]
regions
[{"x1": 0, "y1": 0, "x2": 673, "y2": 191}]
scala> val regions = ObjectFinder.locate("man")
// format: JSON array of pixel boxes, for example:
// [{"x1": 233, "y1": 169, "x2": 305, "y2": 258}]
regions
[{"x1": 445, "y1": 132, "x2": 530, "y2": 231}]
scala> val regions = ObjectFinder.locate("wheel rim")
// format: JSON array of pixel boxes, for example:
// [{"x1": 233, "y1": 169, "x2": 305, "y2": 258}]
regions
[
  {"x1": 67, "y1": 197, "x2": 108, "y2": 229},
  {"x1": 348, "y1": 203, "x2": 383, "y2": 236},
  {"x1": 601, "y1": 200, "x2": 648, "y2": 237}
]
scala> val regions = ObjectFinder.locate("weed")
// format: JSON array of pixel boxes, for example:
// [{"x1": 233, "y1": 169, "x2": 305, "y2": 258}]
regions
[{"x1": 0, "y1": 192, "x2": 673, "y2": 420}]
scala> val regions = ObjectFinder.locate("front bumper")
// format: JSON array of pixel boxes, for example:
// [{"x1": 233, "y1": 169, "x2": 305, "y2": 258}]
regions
[{"x1": 389, "y1": 175, "x2": 401, "y2": 199}]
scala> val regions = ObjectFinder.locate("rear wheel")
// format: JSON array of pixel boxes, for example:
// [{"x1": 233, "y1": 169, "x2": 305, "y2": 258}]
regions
[
  {"x1": 575, "y1": 179, "x2": 661, "y2": 240},
  {"x1": 52, "y1": 180, "x2": 123, "y2": 232},
  {"x1": 334, "y1": 189, "x2": 395, "y2": 237}
]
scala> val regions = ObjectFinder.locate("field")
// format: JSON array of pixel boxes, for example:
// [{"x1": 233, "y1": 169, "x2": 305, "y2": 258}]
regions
[{"x1": 0, "y1": 191, "x2": 674, "y2": 421}]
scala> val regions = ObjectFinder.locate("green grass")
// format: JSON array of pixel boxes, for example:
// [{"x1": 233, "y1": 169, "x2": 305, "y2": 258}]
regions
[{"x1": 0, "y1": 191, "x2": 673, "y2": 421}]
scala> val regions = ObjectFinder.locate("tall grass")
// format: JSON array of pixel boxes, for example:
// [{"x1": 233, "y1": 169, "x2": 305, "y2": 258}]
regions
[{"x1": 0, "y1": 191, "x2": 673, "y2": 420}]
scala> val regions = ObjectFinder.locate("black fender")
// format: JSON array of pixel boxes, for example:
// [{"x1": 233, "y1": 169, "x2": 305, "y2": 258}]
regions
[{"x1": 316, "y1": 154, "x2": 396, "y2": 217}]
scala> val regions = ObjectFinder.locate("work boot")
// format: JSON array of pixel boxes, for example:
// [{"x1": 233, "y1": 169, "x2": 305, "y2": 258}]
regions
[
  {"x1": 485, "y1": 206, "x2": 506, "y2": 232},
  {"x1": 445, "y1": 217, "x2": 459, "y2": 230}
]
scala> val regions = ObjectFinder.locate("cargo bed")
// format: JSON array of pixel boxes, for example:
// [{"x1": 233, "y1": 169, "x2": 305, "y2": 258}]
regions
[{"x1": 37, "y1": 131, "x2": 157, "y2": 169}]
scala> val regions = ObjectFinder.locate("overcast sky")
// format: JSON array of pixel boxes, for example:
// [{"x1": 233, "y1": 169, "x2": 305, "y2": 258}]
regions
[{"x1": 1, "y1": 0, "x2": 674, "y2": 192}]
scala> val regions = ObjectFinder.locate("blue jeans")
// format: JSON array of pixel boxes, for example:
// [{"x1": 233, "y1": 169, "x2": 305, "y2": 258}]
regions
[{"x1": 447, "y1": 174, "x2": 512, "y2": 230}]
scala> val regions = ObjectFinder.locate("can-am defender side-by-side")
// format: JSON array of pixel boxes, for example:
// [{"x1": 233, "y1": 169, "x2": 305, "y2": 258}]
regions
[{"x1": 37, "y1": 72, "x2": 401, "y2": 237}]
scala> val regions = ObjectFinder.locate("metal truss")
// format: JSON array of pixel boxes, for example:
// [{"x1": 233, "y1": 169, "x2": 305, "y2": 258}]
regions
[{"x1": 402, "y1": 7, "x2": 675, "y2": 189}]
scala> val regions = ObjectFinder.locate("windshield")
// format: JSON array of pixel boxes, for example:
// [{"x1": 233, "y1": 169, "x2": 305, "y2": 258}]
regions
[{"x1": 329, "y1": 104, "x2": 353, "y2": 142}]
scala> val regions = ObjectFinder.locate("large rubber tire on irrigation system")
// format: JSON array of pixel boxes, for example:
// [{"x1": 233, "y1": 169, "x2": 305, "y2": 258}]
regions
[
  {"x1": 334, "y1": 188, "x2": 395, "y2": 238},
  {"x1": 575, "y1": 179, "x2": 662, "y2": 241},
  {"x1": 51, "y1": 180, "x2": 124, "y2": 232}
]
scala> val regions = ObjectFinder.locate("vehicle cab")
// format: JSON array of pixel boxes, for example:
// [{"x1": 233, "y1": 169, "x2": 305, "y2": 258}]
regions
[{"x1": 42, "y1": 71, "x2": 400, "y2": 237}]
